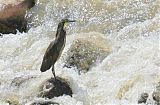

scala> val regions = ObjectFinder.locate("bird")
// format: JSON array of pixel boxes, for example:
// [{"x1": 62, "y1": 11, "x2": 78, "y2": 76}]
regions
[{"x1": 40, "y1": 19, "x2": 76, "y2": 81}]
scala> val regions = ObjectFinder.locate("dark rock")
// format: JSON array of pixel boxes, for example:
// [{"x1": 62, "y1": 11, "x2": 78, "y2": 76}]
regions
[
  {"x1": 152, "y1": 82, "x2": 160, "y2": 105},
  {"x1": 0, "y1": 0, "x2": 36, "y2": 34},
  {"x1": 138, "y1": 92, "x2": 149, "y2": 104},
  {"x1": 39, "y1": 77, "x2": 72, "y2": 99},
  {"x1": 152, "y1": 92, "x2": 160, "y2": 104},
  {"x1": 0, "y1": 18, "x2": 27, "y2": 34},
  {"x1": 0, "y1": 33, "x2": 2, "y2": 37}
]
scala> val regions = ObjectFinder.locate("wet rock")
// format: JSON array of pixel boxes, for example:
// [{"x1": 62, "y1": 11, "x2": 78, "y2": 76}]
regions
[
  {"x1": 152, "y1": 82, "x2": 160, "y2": 105},
  {"x1": 138, "y1": 92, "x2": 149, "y2": 104},
  {"x1": 11, "y1": 76, "x2": 36, "y2": 87},
  {"x1": 152, "y1": 92, "x2": 160, "y2": 105},
  {"x1": 0, "y1": 0, "x2": 36, "y2": 34},
  {"x1": 39, "y1": 77, "x2": 72, "y2": 99},
  {"x1": 65, "y1": 32, "x2": 111, "y2": 73},
  {"x1": 0, "y1": 33, "x2": 3, "y2": 37},
  {"x1": 30, "y1": 100, "x2": 59, "y2": 105}
]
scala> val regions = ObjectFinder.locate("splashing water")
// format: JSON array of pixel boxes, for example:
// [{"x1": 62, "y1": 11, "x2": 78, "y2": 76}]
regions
[{"x1": 0, "y1": 0, "x2": 160, "y2": 105}]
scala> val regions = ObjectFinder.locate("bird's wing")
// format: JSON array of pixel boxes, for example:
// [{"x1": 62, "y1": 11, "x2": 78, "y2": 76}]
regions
[
  {"x1": 40, "y1": 41, "x2": 56, "y2": 72},
  {"x1": 40, "y1": 55, "x2": 52, "y2": 72}
]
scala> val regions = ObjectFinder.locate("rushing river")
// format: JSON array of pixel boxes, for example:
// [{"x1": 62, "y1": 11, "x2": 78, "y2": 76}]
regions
[{"x1": 0, "y1": 0, "x2": 160, "y2": 105}]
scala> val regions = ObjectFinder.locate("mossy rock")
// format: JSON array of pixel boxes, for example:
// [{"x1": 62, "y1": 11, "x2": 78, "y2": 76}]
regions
[{"x1": 65, "y1": 32, "x2": 111, "y2": 72}]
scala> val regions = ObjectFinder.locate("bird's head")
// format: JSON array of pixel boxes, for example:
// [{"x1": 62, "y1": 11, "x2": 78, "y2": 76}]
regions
[
  {"x1": 60, "y1": 19, "x2": 76, "y2": 29},
  {"x1": 57, "y1": 19, "x2": 76, "y2": 31},
  {"x1": 61, "y1": 18, "x2": 76, "y2": 23}
]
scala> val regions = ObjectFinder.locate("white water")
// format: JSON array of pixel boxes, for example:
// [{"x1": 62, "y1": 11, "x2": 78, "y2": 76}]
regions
[{"x1": 0, "y1": 0, "x2": 160, "y2": 105}]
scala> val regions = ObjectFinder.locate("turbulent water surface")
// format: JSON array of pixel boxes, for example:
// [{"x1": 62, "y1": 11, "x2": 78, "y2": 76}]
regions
[{"x1": 0, "y1": 0, "x2": 160, "y2": 105}]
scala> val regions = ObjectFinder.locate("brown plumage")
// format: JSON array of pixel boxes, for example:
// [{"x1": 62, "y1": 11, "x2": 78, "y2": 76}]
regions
[{"x1": 40, "y1": 19, "x2": 76, "y2": 80}]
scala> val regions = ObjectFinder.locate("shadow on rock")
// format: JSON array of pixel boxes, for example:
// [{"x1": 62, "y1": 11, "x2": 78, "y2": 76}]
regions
[{"x1": 39, "y1": 77, "x2": 72, "y2": 99}]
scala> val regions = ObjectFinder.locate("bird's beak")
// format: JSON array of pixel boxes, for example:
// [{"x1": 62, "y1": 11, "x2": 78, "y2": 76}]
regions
[{"x1": 68, "y1": 20, "x2": 76, "y2": 22}]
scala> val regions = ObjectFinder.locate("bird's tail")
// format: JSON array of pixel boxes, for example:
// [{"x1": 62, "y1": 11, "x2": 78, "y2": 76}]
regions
[{"x1": 40, "y1": 58, "x2": 52, "y2": 72}]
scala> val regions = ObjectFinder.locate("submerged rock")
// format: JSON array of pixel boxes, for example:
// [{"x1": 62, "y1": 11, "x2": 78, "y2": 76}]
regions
[
  {"x1": 65, "y1": 32, "x2": 111, "y2": 73},
  {"x1": 5, "y1": 94, "x2": 20, "y2": 105},
  {"x1": 39, "y1": 77, "x2": 72, "y2": 99},
  {"x1": 152, "y1": 92, "x2": 160, "y2": 105},
  {"x1": 0, "y1": 0, "x2": 36, "y2": 34},
  {"x1": 11, "y1": 76, "x2": 36, "y2": 87},
  {"x1": 30, "y1": 100, "x2": 59, "y2": 105},
  {"x1": 138, "y1": 92, "x2": 149, "y2": 104},
  {"x1": 152, "y1": 82, "x2": 160, "y2": 105}
]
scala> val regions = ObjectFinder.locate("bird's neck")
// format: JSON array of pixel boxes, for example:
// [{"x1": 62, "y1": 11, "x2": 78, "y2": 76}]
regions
[
  {"x1": 56, "y1": 22, "x2": 66, "y2": 38},
  {"x1": 57, "y1": 22, "x2": 65, "y2": 30}
]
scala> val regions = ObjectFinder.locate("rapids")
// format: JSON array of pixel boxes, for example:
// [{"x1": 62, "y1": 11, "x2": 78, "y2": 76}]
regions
[{"x1": 0, "y1": 0, "x2": 160, "y2": 105}]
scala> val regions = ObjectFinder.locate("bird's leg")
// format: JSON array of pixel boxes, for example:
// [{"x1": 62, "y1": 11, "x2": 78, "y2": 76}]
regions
[
  {"x1": 78, "y1": 70, "x2": 81, "y2": 75},
  {"x1": 52, "y1": 66, "x2": 56, "y2": 81}
]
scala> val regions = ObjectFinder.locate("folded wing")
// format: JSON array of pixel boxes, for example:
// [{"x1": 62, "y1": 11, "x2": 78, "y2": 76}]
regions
[
  {"x1": 40, "y1": 55, "x2": 53, "y2": 72},
  {"x1": 40, "y1": 41, "x2": 55, "y2": 72}
]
